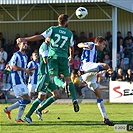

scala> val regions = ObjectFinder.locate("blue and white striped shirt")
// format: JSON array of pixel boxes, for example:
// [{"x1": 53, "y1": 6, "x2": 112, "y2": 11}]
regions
[
  {"x1": 80, "y1": 42, "x2": 97, "y2": 69},
  {"x1": 10, "y1": 51, "x2": 28, "y2": 86},
  {"x1": 27, "y1": 61, "x2": 40, "y2": 84}
]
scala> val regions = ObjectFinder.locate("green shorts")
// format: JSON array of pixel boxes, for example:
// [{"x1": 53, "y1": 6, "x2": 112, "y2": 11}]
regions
[
  {"x1": 35, "y1": 73, "x2": 57, "y2": 93},
  {"x1": 48, "y1": 56, "x2": 70, "y2": 77}
]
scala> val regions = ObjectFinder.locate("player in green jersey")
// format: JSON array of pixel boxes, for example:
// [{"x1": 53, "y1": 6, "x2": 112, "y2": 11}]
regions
[
  {"x1": 24, "y1": 38, "x2": 60, "y2": 123},
  {"x1": 18, "y1": 14, "x2": 79, "y2": 113}
]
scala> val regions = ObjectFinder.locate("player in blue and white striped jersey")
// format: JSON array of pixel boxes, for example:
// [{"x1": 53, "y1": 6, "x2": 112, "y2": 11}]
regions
[
  {"x1": 78, "y1": 36, "x2": 114, "y2": 126},
  {"x1": 27, "y1": 52, "x2": 40, "y2": 99},
  {"x1": 4, "y1": 39, "x2": 31, "y2": 122}
]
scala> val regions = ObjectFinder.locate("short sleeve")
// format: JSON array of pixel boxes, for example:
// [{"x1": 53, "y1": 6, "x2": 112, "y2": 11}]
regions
[
  {"x1": 10, "y1": 53, "x2": 18, "y2": 66},
  {"x1": 41, "y1": 27, "x2": 53, "y2": 39},
  {"x1": 27, "y1": 61, "x2": 33, "y2": 69},
  {"x1": 70, "y1": 35, "x2": 74, "y2": 47},
  {"x1": 39, "y1": 42, "x2": 49, "y2": 58}
]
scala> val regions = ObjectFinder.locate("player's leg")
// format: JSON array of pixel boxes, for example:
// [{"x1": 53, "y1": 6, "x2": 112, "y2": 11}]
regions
[
  {"x1": 84, "y1": 74, "x2": 114, "y2": 126},
  {"x1": 4, "y1": 84, "x2": 30, "y2": 120},
  {"x1": 48, "y1": 57, "x2": 65, "y2": 88},
  {"x1": 24, "y1": 92, "x2": 46, "y2": 123},
  {"x1": 35, "y1": 82, "x2": 59, "y2": 119},
  {"x1": 92, "y1": 87, "x2": 114, "y2": 126},
  {"x1": 24, "y1": 74, "x2": 48, "y2": 123},
  {"x1": 28, "y1": 84, "x2": 36, "y2": 99},
  {"x1": 14, "y1": 84, "x2": 31, "y2": 122},
  {"x1": 4, "y1": 101, "x2": 20, "y2": 119},
  {"x1": 59, "y1": 57, "x2": 79, "y2": 112},
  {"x1": 82, "y1": 62, "x2": 109, "y2": 73}
]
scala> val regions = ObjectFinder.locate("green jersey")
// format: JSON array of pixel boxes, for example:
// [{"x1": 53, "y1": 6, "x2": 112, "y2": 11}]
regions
[
  {"x1": 38, "y1": 42, "x2": 49, "y2": 75},
  {"x1": 41, "y1": 26, "x2": 74, "y2": 58}
]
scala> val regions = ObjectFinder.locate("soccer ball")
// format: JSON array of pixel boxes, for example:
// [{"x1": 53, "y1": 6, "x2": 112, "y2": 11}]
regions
[{"x1": 75, "y1": 7, "x2": 88, "y2": 19}]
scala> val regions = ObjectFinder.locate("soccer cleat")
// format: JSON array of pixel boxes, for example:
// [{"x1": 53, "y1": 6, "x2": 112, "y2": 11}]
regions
[
  {"x1": 104, "y1": 118, "x2": 114, "y2": 126},
  {"x1": 35, "y1": 110, "x2": 43, "y2": 121},
  {"x1": 4, "y1": 107, "x2": 11, "y2": 119},
  {"x1": 24, "y1": 116, "x2": 32, "y2": 124},
  {"x1": 64, "y1": 84, "x2": 71, "y2": 98},
  {"x1": 15, "y1": 119, "x2": 24, "y2": 123},
  {"x1": 73, "y1": 100, "x2": 79, "y2": 112}
]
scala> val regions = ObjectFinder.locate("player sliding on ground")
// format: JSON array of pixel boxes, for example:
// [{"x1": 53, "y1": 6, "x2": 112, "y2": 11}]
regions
[
  {"x1": 18, "y1": 14, "x2": 79, "y2": 113},
  {"x1": 78, "y1": 36, "x2": 114, "y2": 126}
]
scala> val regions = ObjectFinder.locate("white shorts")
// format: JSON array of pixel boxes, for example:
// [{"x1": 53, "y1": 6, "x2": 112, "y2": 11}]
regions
[
  {"x1": 82, "y1": 62, "x2": 101, "y2": 73},
  {"x1": 81, "y1": 72, "x2": 98, "y2": 90},
  {"x1": 13, "y1": 84, "x2": 29, "y2": 98},
  {"x1": 28, "y1": 84, "x2": 36, "y2": 93}
]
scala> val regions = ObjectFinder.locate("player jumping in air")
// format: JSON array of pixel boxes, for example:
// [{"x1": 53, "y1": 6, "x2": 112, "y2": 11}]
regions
[
  {"x1": 78, "y1": 36, "x2": 114, "y2": 126},
  {"x1": 18, "y1": 14, "x2": 79, "y2": 112},
  {"x1": 4, "y1": 40, "x2": 31, "y2": 122}
]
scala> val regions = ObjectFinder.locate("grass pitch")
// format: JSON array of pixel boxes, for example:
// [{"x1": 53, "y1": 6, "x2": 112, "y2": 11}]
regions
[{"x1": 0, "y1": 103, "x2": 132, "y2": 133}]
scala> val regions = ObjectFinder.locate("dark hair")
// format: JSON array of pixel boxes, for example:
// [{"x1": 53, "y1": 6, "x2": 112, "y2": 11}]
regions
[
  {"x1": 58, "y1": 14, "x2": 68, "y2": 25},
  {"x1": 94, "y1": 36, "x2": 106, "y2": 43}
]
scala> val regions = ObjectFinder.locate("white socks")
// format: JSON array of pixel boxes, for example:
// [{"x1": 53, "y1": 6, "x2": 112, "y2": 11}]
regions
[
  {"x1": 7, "y1": 101, "x2": 20, "y2": 112},
  {"x1": 97, "y1": 99, "x2": 108, "y2": 119},
  {"x1": 16, "y1": 105, "x2": 26, "y2": 120}
]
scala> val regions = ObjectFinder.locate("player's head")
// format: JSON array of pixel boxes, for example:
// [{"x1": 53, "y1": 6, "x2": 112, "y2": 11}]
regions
[
  {"x1": 17, "y1": 39, "x2": 28, "y2": 51},
  {"x1": 58, "y1": 14, "x2": 69, "y2": 27},
  {"x1": 32, "y1": 52, "x2": 39, "y2": 61},
  {"x1": 94, "y1": 36, "x2": 106, "y2": 51}
]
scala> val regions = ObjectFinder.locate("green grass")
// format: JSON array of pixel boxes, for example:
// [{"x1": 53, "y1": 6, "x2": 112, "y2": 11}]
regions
[{"x1": 0, "y1": 103, "x2": 132, "y2": 133}]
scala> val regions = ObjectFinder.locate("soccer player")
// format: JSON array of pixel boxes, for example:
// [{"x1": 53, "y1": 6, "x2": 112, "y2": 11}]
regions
[
  {"x1": 78, "y1": 36, "x2": 114, "y2": 126},
  {"x1": 27, "y1": 52, "x2": 40, "y2": 99},
  {"x1": 4, "y1": 40, "x2": 31, "y2": 122},
  {"x1": 18, "y1": 14, "x2": 79, "y2": 112},
  {"x1": 24, "y1": 38, "x2": 60, "y2": 123}
]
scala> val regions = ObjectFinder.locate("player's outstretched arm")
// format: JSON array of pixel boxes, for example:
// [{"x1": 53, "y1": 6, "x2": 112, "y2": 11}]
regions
[
  {"x1": 18, "y1": 35, "x2": 44, "y2": 43},
  {"x1": 78, "y1": 42, "x2": 92, "y2": 49}
]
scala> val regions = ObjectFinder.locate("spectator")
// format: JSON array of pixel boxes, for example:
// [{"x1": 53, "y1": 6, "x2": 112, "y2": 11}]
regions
[
  {"x1": 24, "y1": 33, "x2": 28, "y2": 38},
  {"x1": 78, "y1": 31, "x2": 87, "y2": 43},
  {"x1": 87, "y1": 32, "x2": 95, "y2": 42},
  {"x1": 105, "y1": 31, "x2": 112, "y2": 55},
  {"x1": 0, "y1": 47, "x2": 8, "y2": 70},
  {"x1": 126, "y1": 69, "x2": 133, "y2": 82},
  {"x1": 117, "y1": 31, "x2": 123, "y2": 53},
  {"x1": 0, "y1": 32, "x2": 6, "y2": 47},
  {"x1": 103, "y1": 54, "x2": 112, "y2": 67},
  {"x1": 73, "y1": 56, "x2": 81, "y2": 73},
  {"x1": 13, "y1": 43, "x2": 19, "y2": 53},
  {"x1": 119, "y1": 38, "x2": 124, "y2": 58},
  {"x1": 69, "y1": 59, "x2": 74, "y2": 72},
  {"x1": 72, "y1": 30, "x2": 78, "y2": 51},
  {"x1": 26, "y1": 44, "x2": 33, "y2": 62},
  {"x1": 13, "y1": 33, "x2": 20, "y2": 47},
  {"x1": 123, "y1": 31, "x2": 133, "y2": 47},
  {"x1": 126, "y1": 39, "x2": 133, "y2": 64},
  {"x1": 5, "y1": 39, "x2": 14, "y2": 62},
  {"x1": 105, "y1": 68, "x2": 117, "y2": 81},
  {"x1": 117, "y1": 54, "x2": 123, "y2": 69},
  {"x1": 71, "y1": 70, "x2": 82, "y2": 97},
  {"x1": 117, "y1": 31, "x2": 123, "y2": 43},
  {"x1": 116, "y1": 69, "x2": 126, "y2": 81}
]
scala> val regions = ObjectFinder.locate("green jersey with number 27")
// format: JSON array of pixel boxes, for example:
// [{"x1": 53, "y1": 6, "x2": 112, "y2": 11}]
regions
[{"x1": 41, "y1": 26, "x2": 74, "y2": 58}]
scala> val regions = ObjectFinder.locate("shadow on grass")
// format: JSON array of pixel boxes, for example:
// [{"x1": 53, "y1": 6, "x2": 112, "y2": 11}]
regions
[{"x1": 1, "y1": 120, "x2": 133, "y2": 127}]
